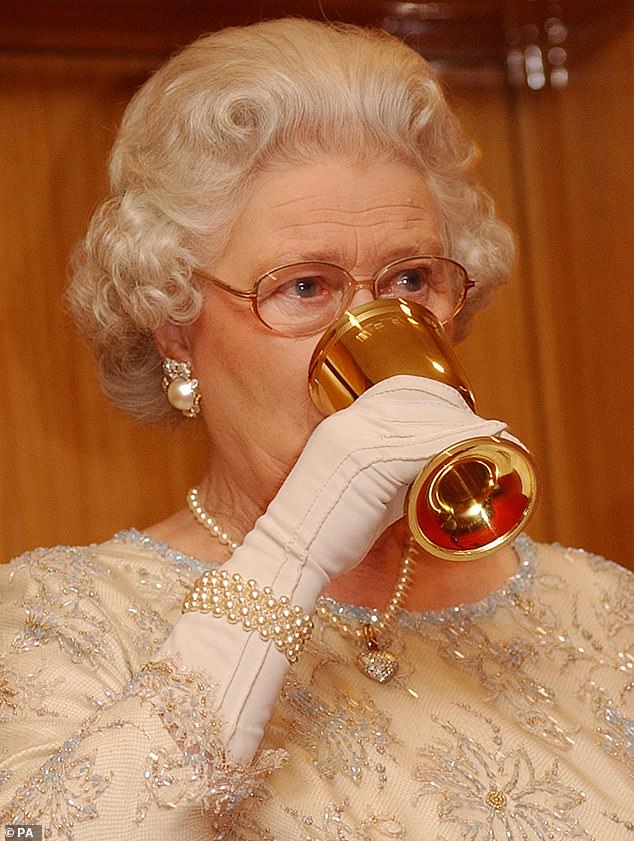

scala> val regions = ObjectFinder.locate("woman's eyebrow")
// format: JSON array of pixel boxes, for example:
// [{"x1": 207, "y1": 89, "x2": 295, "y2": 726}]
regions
[{"x1": 251, "y1": 241, "x2": 445, "y2": 275}]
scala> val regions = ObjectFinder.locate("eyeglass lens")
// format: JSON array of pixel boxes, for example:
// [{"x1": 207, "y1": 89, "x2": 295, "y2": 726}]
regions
[{"x1": 256, "y1": 257, "x2": 467, "y2": 336}]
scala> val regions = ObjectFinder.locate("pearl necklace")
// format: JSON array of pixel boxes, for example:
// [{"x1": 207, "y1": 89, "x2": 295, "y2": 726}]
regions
[
  {"x1": 187, "y1": 487, "x2": 240, "y2": 553},
  {"x1": 185, "y1": 486, "x2": 417, "y2": 683}
]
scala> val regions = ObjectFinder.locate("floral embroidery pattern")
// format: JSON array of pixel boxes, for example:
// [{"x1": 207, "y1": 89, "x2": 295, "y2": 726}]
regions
[
  {"x1": 126, "y1": 603, "x2": 173, "y2": 655},
  {"x1": 400, "y1": 543, "x2": 634, "y2": 763},
  {"x1": 584, "y1": 550, "x2": 634, "y2": 635},
  {"x1": 282, "y1": 799, "x2": 407, "y2": 841},
  {"x1": 0, "y1": 659, "x2": 19, "y2": 719},
  {"x1": 0, "y1": 657, "x2": 61, "y2": 722},
  {"x1": 280, "y1": 678, "x2": 397, "y2": 787},
  {"x1": 413, "y1": 711, "x2": 591, "y2": 840},
  {"x1": 580, "y1": 681, "x2": 634, "y2": 776},
  {"x1": 414, "y1": 618, "x2": 579, "y2": 749},
  {"x1": 129, "y1": 659, "x2": 285, "y2": 824},
  {"x1": 2, "y1": 728, "x2": 113, "y2": 839},
  {"x1": 11, "y1": 547, "x2": 113, "y2": 665}
]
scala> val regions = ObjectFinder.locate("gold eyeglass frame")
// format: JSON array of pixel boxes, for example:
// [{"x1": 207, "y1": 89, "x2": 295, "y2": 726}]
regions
[{"x1": 195, "y1": 255, "x2": 475, "y2": 338}]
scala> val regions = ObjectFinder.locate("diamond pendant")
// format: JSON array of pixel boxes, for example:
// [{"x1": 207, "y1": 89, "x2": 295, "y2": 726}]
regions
[{"x1": 355, "y1": 625, "x2": 399, "y2": 683}]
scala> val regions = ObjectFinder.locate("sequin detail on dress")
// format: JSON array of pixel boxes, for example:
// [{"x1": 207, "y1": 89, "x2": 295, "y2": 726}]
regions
[
  {"x1": 283, "y1": 799, "x2": 407, "y2": 840},
  {"x1": 280, "y1": 678, "x2": 397, "y2": 786},
  {"x1": 11, "y1": 546, "x2": 114, "y2": 665},
  {"x1": 129, "y1": 658, "x2": 285, "y2": 824},
  {"x1": 403, "y1": 543, "x2": 634, "y2": 764},
  {"x1": 0, "y1": 657, "x2": 61, "y2": 721},
  {"x1": 3, "y1": 726, "x2": 113, "y2": 838},
  {"x1": 413, "y1": 708, "x2": 593, "y2": 840},
  {"x1": 580, "y1": 681, "x2": 634, "y2": 776}
]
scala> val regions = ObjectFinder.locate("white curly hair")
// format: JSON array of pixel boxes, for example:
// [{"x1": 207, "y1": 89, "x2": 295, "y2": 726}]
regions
[{"x1": 68, "y1": 17, "x2": 515, "y2": 422}]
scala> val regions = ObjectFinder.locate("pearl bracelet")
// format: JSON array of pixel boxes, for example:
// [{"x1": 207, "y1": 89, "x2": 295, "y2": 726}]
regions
[{"x1": 182, "y1": 569, "x2": 314, "y2": 663}]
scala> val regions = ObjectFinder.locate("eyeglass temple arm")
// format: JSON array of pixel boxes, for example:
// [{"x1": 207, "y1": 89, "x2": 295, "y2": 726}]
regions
[{"x1": 194, "y1": 269, "x2": 257, "y2": 300}]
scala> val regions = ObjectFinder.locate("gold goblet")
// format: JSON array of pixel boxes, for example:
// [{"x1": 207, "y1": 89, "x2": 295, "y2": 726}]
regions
[{"x1": 308, "y1": 299, "x2": 538, "y2": 560}]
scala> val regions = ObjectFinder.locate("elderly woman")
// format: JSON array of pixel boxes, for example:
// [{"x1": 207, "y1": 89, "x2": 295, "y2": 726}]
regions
[{"x1": 1, "y1": 17, "x2": 631, "y2": 841}]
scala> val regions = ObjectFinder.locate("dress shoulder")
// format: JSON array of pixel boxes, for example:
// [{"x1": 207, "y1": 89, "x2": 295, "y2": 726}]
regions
[
  {"x1": 531, "y1": 539, "x2": 632, "y2": 624},
  {"x1": 0, "y1": 536, "x2": 283, "y2": 840}
]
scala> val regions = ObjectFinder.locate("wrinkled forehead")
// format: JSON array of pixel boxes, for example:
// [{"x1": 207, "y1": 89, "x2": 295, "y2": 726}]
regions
[{"x1": 210, "y1": 155, "x2": 444, "y2": 281}]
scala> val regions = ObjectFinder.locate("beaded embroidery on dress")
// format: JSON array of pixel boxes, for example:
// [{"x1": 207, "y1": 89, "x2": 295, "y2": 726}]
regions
[{"x1": 0, "y1": 532, "x2": 631, "y2": 839}]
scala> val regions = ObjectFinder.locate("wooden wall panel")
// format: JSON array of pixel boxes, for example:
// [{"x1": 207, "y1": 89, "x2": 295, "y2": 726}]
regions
[
  {"x1": 1, "y1": 19, "x2": 632, "y2": 569},
  {"x1": 506, "y1": 24, "x2": 634, "y2": 564},
  {"x1": 0, "y1": 54, "x2": 207, "y2": 561}
]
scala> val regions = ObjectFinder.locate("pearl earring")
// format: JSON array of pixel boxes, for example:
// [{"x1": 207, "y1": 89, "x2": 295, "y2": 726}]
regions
[{"x1": 162, "y1": 358, "x2": 201, "y2": 418}]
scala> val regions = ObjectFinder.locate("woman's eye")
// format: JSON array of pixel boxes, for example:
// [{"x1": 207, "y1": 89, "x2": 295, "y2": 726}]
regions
[
  {"x1": 292, "y1": 277, "x2": 322, "y2": 298},
  {"x1": 393, "y1": 269, "x2": 427, "y2": 292},
  {"x1": 259, "y1": 269, "x2": 339, "y2": 310}
]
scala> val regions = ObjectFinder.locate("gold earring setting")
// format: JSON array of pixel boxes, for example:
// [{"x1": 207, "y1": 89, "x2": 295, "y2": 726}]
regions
[{"x1": 162, "y1": 358, "x2": 201, "y2": 417}]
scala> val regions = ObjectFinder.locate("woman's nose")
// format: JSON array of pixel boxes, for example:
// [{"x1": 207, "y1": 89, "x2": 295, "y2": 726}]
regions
[{"x1": 349, "y1": 279, "x2": 375, "y2": 308}]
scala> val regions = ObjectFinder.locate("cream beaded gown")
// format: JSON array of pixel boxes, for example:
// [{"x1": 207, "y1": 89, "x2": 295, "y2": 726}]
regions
[{"x1": 0, "y1": 532, "x2": 632, "y2": 839}]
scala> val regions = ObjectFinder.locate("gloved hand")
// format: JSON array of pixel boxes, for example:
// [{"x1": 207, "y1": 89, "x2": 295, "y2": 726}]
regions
[
  {"x1": 232, "y1": 375, "x2": 511, "y2": 604},
  {"x1": 158, "y1": 375, "x2": 512, "y2": 762}
]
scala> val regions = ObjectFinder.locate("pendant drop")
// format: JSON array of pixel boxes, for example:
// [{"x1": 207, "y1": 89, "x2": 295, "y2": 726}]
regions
[{"x1": 356, "y1": 625, "x2": 399, "y2": 683}]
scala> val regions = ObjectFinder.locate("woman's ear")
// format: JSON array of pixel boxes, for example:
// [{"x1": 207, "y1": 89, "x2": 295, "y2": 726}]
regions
[{"x1": 153, "y1": 321, "x2": 192, "y2": 362}]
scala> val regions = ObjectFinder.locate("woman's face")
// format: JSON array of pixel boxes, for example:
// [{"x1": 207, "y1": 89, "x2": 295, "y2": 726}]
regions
[{"x1": 180, "y1": 154, "x2": 443, "y2": 498}]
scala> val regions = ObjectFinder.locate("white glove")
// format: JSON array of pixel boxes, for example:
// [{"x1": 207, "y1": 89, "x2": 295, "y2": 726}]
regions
[{"x1": 159, "y1": 375, "x2": 511, "y2": 762}]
